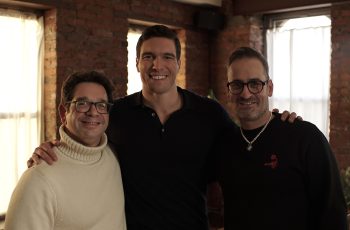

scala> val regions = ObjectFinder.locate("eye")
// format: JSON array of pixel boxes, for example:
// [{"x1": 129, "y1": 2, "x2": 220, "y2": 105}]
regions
[
  {"x1": 142, "y1": 54, "x2": 153, "y2": 60},
  {"x1": 76, "y1": 100, "x2": 88, "y2": 107},
  {"x1": 96, "y1": 102, "x2": 108, "y2": 110},
  {"x1": 248, "y1": 80, "x2": 262, "y2": 89},
  {"x1": 164, "y1": 54, "x2": 175, "y2": 60},
  {"x1": 231, "y1": 81, "x2": 243, "y2": 90}
]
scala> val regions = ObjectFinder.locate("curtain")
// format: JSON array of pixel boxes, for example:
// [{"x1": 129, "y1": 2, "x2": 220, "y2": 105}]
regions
[
  {"x1": 0, "y1": 9, "x2": 43, "y2": 214},
  {"x1": 266, "y1": 16, "x2": 331, "y2": 138},
  {"x1": 127, "y1": 30, "x2": 142, "y2": 95}
]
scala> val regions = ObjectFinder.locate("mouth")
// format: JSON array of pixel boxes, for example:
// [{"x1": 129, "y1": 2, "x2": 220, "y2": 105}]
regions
[
  {"x1": 239, "y1": 101, "x2": 255, "y2": 105},
  {"x1": 82, "y1": 121, "x2": 101, "y2": 126},
  {"x1": 150, "y1": 73, "x2": 167, "y2": 80},
  {"x1": 238, "y1": 99, "x2": 257, "y2": 108}
]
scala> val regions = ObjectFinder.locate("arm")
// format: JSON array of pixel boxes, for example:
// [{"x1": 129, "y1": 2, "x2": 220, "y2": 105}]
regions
[
  {"x1": 27, "y1": 140, "x2": 60, "y2": 167},
  {"x1": 207, "y1": 182, "x2": 224, "y2": 228},
  {"x1": 305, "y1": 125, "x2": 348, "y2": 230},
  {"x1": 4, "y1": 169, "x2": 56, "y2": 229}
]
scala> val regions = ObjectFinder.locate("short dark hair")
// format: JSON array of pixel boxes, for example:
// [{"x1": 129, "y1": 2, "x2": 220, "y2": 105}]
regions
[
  {"x1": 60, "y1": 70, "x2": 114, "y2": 106},
  {"x1": 228, "y1": 47, "x2": 269, "y2": 78},
  {"x1": 136, "y1": 24, "x2": 181, "y2": 61}
]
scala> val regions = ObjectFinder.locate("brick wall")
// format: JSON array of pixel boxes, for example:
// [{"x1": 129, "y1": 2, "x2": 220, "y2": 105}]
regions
[
  {"x1": 330, "y1": 3, "x2": 350, "y2": 169},
  {"x1": 43, "y1": 0, "x2": 210, "y2": 140},
  {"x1": 42, "y1": 0, "x2": 350, "y2": 167},
  {"x1": 210, "y1": 15, "x2": 263, "y2": 123}
]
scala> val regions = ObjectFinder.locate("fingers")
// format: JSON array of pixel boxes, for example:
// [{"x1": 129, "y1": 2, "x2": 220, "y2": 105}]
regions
[
  {"x1": 280, "y1": 110, "x2": 289, "y2": 121},
  {"x1": 288, "y1": 112, "x2": 297, "y2": 123},
  {"x1": 33, "y1": 151, "x2": 43, "y2": 163},
  {"x1": 34, "y1": 146, "x2": 56, "y2": 165},
  {"x1": 27, "y1": 150, "x2": 42, "y2": 168},
  {"x1": 27, "y1": 158, "x2": 34, "y2": 168},
  {"x1": 272, "y1": 108, "x2": 279, "y2": 113}
]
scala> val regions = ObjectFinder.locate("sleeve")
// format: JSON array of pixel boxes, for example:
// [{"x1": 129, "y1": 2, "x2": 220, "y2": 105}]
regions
[
  {"x1": 304, "y1": 124, "x2": 348, "y2": 230},
  {"x1": 207, "y1": 101, "x2": 236, "y2": 228},
  {"x1": 4, "y1": 168, "x2": 57, "y2": 230}
]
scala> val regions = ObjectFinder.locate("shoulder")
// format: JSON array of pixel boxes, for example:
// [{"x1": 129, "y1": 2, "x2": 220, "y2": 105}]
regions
[
  {"x1": 182, "y1": 89, "x2": 235, "y2": 128},
  {"x1": 111, "y1": 92, "x2": 141, "y2": 113},
  {"x1": 273, "y1": 113, "x2": 328, "y2": 144},
  {"x1": 182, "y1": 88, "x2": 227, "y2": 112},
  {"x1": 9, "y1": 166, "x2": 55, "y2": 201}
]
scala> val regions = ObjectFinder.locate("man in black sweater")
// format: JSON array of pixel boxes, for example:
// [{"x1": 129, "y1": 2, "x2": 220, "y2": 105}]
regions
[{"x1": 221, "y1": 46, "x2": 348, "y2": 230}]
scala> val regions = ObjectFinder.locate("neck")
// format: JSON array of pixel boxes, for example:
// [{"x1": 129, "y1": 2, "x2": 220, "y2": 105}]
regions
[
  {"x1": 240, "y1": 111, "x2": 273, "y2": 130},
  {"x1": 142, "y1": 86, "x2": 182, "y2": 124}
]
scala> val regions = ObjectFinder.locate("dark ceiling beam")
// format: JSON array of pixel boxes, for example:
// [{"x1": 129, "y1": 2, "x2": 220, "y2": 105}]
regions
[
  {"x1": 0, "y1": 0, "x2": 59, "y2": 10},
  {"x1": 232, "y1": 0, "x2": 350, "y2": 15}
]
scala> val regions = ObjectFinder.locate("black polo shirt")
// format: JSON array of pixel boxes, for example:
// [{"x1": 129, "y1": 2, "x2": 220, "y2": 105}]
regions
[{"x1": 107, "y1": 87, "x2": 233, "y2": 230}]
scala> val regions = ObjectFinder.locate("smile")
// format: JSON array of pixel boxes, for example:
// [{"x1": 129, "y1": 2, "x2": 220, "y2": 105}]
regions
[
  {"x1": 82, "y1": 121, "x2": 101, "y2": 125},
  {"x1": 239, "y1": 101, "x2": 256, "y2": 105},
  {"x1": 150, "y1": 74, "x2": 167, "y2": 80}
]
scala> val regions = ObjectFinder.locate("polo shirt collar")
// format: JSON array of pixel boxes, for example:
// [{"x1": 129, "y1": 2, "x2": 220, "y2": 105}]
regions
[{"x1": 128, "y1": 86, "x2": 192, "y2": 110}]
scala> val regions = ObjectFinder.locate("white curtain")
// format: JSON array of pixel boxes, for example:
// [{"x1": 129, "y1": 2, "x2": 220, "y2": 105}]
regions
[
  {"x1": 0, "y1": 9, "x2": 43, "y2": 214},
  {"x1": 127, "y1": 30, "x2": 142, "y2": 95},
  {"x1": 266, "y1": 16, "x2": 331, "y2": 138}
]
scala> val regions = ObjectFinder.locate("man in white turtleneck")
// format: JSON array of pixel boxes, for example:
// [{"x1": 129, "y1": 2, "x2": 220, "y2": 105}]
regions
[{"x1": 5, "y1": 71, "x2": 126, "y2": 230}]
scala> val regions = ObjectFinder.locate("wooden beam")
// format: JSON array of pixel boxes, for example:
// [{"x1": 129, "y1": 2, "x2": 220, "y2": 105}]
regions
[
  {"x1": 232, "y1": 0, "x2": 349, "y2": 15},
  {"x1": 0, "y1": 0, "x2": 59, "y2": 10}
]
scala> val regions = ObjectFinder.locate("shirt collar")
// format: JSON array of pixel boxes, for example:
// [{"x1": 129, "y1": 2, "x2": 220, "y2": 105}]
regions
[{"x1": 128, "y1": 86, "x2": 192, "y2": 110}]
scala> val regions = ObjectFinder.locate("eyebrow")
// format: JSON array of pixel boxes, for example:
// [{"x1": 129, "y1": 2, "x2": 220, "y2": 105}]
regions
[
  {"x1": 141, "y1": 52, "x2": 176, "y2": 58},
  {"x1": 73, "y1": 97, "x2": 108, "y2": 102}
]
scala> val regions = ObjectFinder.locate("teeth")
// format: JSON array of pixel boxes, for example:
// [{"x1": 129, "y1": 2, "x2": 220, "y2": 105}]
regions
[
  {"x1": 151, "y1": 75, "x2": 166, "y2": 80},
  {"x1": 83, "y1": 121, "x2": 99, "y2": 125},
  {"x1": 240, "y1": 101, "x2": 254, "y2": 105}
]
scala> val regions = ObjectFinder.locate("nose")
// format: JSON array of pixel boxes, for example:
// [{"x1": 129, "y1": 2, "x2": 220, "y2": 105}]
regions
[
  {"x1": 152, "y1": 57, "x2": 162, "y2": 70},
  {"x1": 240, "y1": 84, "x2": 252, "y2": 98},
  {"x1": 86, "y1": 103, "x2": 99, "y2": 115}
]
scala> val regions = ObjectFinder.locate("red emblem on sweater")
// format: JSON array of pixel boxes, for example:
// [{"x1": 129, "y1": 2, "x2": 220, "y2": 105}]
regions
[{"x1": 264, "y1": 154, "x2": 278, "y2": 169}]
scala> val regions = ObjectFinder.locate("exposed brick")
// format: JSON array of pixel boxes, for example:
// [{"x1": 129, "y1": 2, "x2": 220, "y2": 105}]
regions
[{"x1": 40, "y1": 0, "x2": 350, "y2": 170}]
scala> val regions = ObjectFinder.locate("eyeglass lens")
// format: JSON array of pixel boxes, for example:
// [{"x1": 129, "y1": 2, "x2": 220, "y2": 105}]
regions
[
  {"x1": 75, "y1": 101, "x2": 110, "y2": 114},
  {"x1": 228, "y1": 80, "x2": 266, "y2": 94}
]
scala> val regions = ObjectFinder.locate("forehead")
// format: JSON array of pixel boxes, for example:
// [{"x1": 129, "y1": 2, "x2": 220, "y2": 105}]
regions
[
  {"x1": 228, "y1": 58, "x2": 266, "y2": 81},
  {"x1": 140, "y1": 37, "x2": 176, "y2": 54},
  {"x1": 72, "y1": 82, "x2": 107, "y2": 99}
]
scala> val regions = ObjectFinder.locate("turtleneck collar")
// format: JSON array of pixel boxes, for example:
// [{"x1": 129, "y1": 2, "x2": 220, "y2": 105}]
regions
[{"x1": 57, "y1": 125, "x2": 108, "y2": 163}]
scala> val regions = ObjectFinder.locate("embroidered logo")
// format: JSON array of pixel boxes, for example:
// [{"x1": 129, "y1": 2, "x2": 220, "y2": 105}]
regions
[{"x1": 264, "y1": 154, "x2": 278, "y2": 169}]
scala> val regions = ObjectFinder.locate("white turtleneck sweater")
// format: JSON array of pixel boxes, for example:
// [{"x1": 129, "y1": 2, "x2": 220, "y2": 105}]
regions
[{"x1": 4, "y1": 126, "x2": 126, "y2": 230}]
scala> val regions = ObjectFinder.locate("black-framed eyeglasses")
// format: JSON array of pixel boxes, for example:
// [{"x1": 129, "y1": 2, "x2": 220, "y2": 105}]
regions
[
  {"x1": 66, "y1": 100, "x2": 113, "y2": 114},
  {"x1": 227, "y1": 79, "x2": 269, "y2": 95}
]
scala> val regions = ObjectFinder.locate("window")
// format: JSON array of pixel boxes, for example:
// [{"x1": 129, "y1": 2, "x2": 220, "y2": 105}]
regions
[
  {"x1": 127, "y1": 28, "x2": 142, "y2": 95},
  {"x1": 266, "y1": 14, "x2": 331, "y2": 138},
  {"x1": 0, "y1": 8, "x2": 43, "y2": 214}
]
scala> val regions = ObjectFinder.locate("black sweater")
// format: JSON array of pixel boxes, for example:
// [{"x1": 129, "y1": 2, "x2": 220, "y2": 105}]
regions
[{"x1": 220, "y1": 113, "x2": 348, "y2": 230}]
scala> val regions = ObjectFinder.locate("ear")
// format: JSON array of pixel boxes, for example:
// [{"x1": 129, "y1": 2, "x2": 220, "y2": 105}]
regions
[
  {"x1": 58, "y1": 104, "x2": 67, "y2": 124},
  {"x1": 136, "y1": 57, "x2": 140, "y2": 72},
  {"x1": 267, "y1": 79, "x2": 273, "y2": 97},
  {"x1": 177, "y1": 59, "x2": 181, "y2": 69}
]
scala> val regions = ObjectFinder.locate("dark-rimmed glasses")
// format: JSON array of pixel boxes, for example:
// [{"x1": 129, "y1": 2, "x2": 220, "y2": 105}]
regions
[
  {"x1": 227, "y1": 79, "x2": 269, "y2": 95},
  {"x1": 66, "y1": 100, "x2": 113, "y2": 114}
]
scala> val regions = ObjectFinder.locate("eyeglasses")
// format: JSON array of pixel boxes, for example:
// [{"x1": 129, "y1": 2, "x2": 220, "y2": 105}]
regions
[
  {"x1": 66, "y1": 100, "x2": 113, "y2": 114},
  {"x1": 227, "y1": 79, "x2": 269, "y2": 95}
]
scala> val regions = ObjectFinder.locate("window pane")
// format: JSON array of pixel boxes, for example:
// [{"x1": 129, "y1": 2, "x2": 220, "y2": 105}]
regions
[
  {"x1": 267, "y1": 15, "x2": 331, "y2": 138},
  {"x1": 0, "y1": 9, "x2": 43, "y2": 214},
  {"x1": 127, "y1": 30, "x2": 142, "y2": 95}
]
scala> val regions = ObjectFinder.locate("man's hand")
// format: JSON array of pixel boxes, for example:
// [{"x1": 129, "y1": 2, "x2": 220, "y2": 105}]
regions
[
  {"x1": 272, "y1": 108, "x2": 303, "y2": 123},
  {"x1": 27, "y1": 140, "x2": 60, "y2": 168}
]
